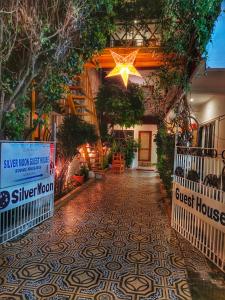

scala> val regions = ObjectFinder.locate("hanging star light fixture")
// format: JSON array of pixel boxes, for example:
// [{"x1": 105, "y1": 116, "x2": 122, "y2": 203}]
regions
[{"x1": 106, "y1": 50, "x2": 142, "y2": 87}]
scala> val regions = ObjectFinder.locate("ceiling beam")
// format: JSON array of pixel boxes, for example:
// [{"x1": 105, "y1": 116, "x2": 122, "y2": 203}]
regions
[{"x1": 85, "y1": 47, "x2": 165, "y2": 69}]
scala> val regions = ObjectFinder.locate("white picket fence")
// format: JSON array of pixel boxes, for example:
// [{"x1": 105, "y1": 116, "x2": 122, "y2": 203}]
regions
[{"x1": 172, "y1": 146, "x2": 225, "y2": 272}]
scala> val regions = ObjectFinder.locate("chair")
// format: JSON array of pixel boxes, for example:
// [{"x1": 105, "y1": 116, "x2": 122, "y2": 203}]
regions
[{"x1": 112, "y1": 153, "x2": 125, "y2": 174}]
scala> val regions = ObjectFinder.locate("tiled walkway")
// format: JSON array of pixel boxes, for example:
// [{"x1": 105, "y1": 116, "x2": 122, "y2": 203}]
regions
[{"x1": 0, "y1": 171, "x2": 193, "y2": 300}]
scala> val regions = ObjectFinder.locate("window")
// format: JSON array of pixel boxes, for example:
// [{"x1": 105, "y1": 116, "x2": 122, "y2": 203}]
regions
[
  {"x1": 112, "y1": 130, "x2": 134, "y2": 140},
  {"x1": 198, "y1": 122, "x2": 215, "y2": 149}
]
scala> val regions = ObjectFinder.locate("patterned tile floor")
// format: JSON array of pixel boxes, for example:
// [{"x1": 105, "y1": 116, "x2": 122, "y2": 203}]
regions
[
  {"x1": 177, "y1": 235, "x2": 225, "y2": 300},
  {"x1": 0, "y1": 171, "x2": 196, "y2": 299}
]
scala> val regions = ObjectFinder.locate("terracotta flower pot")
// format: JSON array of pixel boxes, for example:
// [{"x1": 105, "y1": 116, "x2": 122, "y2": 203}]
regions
[{"x1": 71, "y1": 175, "x2": 84, "y2": 185}]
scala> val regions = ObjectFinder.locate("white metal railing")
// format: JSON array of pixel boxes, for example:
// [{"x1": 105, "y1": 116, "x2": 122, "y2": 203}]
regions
[
  {"x1": 175, "y1": 176, "x2": 225, "y2": 204},
  {"x1": 172, "y1": 146, "x2": 225, "y2": 272},
  {"x1": 174, "y1": 146, "x2": 225, "y2": 193},
  {"x1": 0, "y1": 194, "x2": 54, "y2": 243}
]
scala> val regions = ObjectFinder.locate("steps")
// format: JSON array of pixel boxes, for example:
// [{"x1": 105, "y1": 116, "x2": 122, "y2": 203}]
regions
[{"x1": 61, "y1": 69, "x2": 104, "y2": 174}]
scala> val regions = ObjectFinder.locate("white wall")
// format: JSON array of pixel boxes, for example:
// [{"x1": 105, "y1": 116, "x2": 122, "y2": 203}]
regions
[
  {"x1": 191, "y1": 95, "x2": 225, "y2": 153},
  {"x1": 192, "y1": 94, "x2": 225, "y2": 124},
  {"x1": 114, "y1": 124, "x2": 158, "y2": 168},
  {"x1": 189, "y1": 65, "x2": 225, "y2": 154}
]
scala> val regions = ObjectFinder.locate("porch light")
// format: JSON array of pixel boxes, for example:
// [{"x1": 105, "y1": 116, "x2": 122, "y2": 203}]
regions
[{"x1": 106, "y1": 50, "x2": 142, "y2": 87}]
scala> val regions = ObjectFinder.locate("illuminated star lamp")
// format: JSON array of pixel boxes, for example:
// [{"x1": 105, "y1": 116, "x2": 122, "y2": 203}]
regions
[{"x1": 106, "y1": 50, "x2": 142, "y2": 87}]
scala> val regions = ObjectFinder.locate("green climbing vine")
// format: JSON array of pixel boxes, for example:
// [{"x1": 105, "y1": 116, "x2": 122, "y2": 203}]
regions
[{"x1": 154, "y1": 124, "x2": 175, "y2": 196}]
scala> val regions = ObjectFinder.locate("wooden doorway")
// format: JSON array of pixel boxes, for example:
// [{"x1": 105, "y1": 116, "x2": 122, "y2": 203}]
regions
[{"x1": 138, "y1": 131, "x2": 152, "y2": 162}]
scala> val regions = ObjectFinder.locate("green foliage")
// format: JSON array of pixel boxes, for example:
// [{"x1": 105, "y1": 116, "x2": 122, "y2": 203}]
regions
[
  {"x1": 110, "y1": 137, "x2": 139, "y2": 168},
  {"x1": 102, "y1": 155, "x2": 109, "y2": 169},
  {"x1": 162, "y1": 0, "x2": 222, "y2": 57},
  {"x1": 150, "y1": 0, "x2": 220, "y2": 192},
  {"x1": 0, "y1": 0, "x2": 118, "y2": 138},
  {"x1": 79, "y1": 165, "x2": 89, "y2": 181},
  {"x1": 96, "y1": 83, "x2": 145, "y2": 135},
  {"x1": 160, "y1": 0, "x2": 222, "y2": 90},
  {"x1": 112, "y1": 0, "x2": 222, "y2": 123},
  {"x1": 3, "y1": 107, "x2": 28, "y2": 140},
  {"x1": 154, "y1": 123, "x2": 175, "y2": 196},
  {"x1": 57, "y1": 115, "x2": 98, "y2": 158},
  {"x1": 41, "y1": 73, "x2": 67, "y2": 108},
  {"x1": 39, "y1": 0, "x2": 118, "y2": 107},
  {"x1": 64, "y1": 51, "x2": 85, "y2": 77},
  {"x1": 1, "y1": 0, "x2": 221, "y2": 140},
  {"x1": 123, "y1": 138, "x2": 139, "y2": 168},
  {"x1": 115, "y1": 0, "x2": 163, "y2": 22}
]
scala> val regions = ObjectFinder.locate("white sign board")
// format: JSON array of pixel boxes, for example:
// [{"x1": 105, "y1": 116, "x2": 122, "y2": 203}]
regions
[
  {"x1": 0, "y1": 143, "x2": 54, "y2": 188},
  {"x1": 173, "y1": 182, "x2": 225, "y2": 231},
  {"x1": 0, "y1": 176, "x2": 54, "y2": 213}
]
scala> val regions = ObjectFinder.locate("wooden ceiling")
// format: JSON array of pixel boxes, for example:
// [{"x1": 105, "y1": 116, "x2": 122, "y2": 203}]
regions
[{"x1": 85, "y1": 47, "x2": 165, "y2": 69}]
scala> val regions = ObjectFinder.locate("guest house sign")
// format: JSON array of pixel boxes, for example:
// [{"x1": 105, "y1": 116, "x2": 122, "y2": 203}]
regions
[
  {"x1": 0, "y1": 142, "x2": 54, "y2": 188},
  {"x1": 0, "y1": 142, "x2": 55, "y2": 213},
  {"x1": 173, "y1": 182, "x2": 225, "y2": 231}
]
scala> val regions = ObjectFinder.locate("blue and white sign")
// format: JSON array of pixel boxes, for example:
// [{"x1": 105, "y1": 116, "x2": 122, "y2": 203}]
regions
[
  {"x1": 0, "y1": 141, "x2": 55, "y2": 244},
  {"x1": 0, "y1": 142, "x2": 53, "y2": 189},
  {"x1": 0, "y1": 176, "x2": 54, "y2": 213}
]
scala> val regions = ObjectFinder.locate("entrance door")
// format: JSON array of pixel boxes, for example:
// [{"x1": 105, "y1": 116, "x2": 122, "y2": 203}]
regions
[{"x1": 138, "y1": 131, "x2": 152, "y2": 162}]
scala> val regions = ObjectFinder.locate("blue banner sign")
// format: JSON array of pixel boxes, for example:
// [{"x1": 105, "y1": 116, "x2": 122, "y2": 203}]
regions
[
  {"x1": 0, "y1": 143, "x2": 54, "y2": 188},
  {"x1": 0, "y1": 176, "x2": 54, "y2": 213}
]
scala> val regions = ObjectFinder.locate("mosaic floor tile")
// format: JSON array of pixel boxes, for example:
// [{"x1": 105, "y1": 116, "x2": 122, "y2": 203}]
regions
[{"x1": 0, "y1": 171, "x2": 195, "y2": 299}]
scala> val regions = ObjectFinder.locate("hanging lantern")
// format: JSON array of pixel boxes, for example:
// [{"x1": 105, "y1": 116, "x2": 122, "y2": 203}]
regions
[{"x1": 106, "y1": 50, "x2": 142, "y2": 87}]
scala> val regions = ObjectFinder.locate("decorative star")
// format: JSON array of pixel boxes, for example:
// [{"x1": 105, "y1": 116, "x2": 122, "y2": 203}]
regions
[{"x1": 106, "y1": 50, "x2": 142, "y2": 87}]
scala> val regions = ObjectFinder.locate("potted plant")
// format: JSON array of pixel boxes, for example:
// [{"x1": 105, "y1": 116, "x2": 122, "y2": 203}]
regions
[
  {"x1": 71, "y1": 174, "x2": 84, "y2": 185},
  {"x1": 71, "y1": 164, "x2": 89, "y2": 186},
  {"x1": 79, "y1": 165, "x2": 89, "y2": 182},
  {"x1": 56, "y1": 115, "x2": 98, "y2": 194}
]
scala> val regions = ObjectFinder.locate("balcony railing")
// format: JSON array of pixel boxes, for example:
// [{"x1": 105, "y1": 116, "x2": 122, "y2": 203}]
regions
[
  {"x1": 109, "y1": 21, "x2": 161, "y2": 48},
  {"x1": 174, "y1": 146, "x2": 225, "y2": 198},
  {"x1": 172, "y1": 146, "x2": 225, "y2": 273}
]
